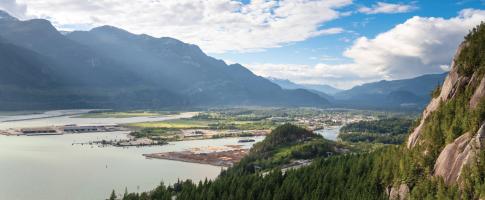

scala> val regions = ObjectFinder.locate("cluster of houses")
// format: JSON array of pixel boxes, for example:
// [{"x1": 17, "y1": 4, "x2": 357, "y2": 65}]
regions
[{"x1": 294, "y1": 113, "x2": 377, "y2": 131}]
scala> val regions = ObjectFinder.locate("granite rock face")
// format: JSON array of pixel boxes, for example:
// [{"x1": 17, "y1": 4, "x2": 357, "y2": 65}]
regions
[
  {"x1": 405, "y1": 38, "x2": 485, "y2": 186},
  {"x1": 433, "y1": 132, "x2": 473, "y2": 185},
  {"x1": 470, "y1": 77, "x2": 485, "y2": 109},
  {"x1": 388, "y1": 184, "x2": 410, "y2": 200},
  {"x1": 434, "y1": 123, "x2": 485, "y2": 185},
  {"x1": 407, "y1": 43, "x2": 467, "y2": 149}
]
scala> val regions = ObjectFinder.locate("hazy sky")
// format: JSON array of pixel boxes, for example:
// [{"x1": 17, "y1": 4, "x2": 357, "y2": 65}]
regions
[{"x1": 1, "y1": 0, "x2": 484, "y2": 89}]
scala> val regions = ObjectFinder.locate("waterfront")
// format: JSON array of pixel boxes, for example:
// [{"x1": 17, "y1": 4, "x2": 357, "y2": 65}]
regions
[
  {"x1": 0, "y1": 109, "x2": 340, "y2": 200},
  {"x1": 0, "y1": 110, "x2": 260, "y2": 200}
]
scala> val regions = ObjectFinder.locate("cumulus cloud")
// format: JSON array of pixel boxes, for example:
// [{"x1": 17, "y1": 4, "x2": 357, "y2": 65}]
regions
[
  {"x1": 0, "y1": 0, "x2": 27, "y2": 19},
  {"x1": 358, "y1": 2, "x2": 417, "y2": 14},
  {"x1": 15, "y1": 0, "x2": 351, "y2": 53},
  {"x1": 344, "y1": 9, "x2": 485, "y2": 80},
  {"x1": 248, "y1": 9, "x2": 485, "y2": 89}
]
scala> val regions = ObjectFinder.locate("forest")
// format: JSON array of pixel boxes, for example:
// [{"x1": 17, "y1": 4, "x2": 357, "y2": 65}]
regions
[{"x1": 339, "y1": 118, "x2": 413, "y2": 144}]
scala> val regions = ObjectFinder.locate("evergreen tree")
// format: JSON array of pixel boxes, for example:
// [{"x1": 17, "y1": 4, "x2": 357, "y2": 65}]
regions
[{"x1": 109, "y1": 190, "x2": 117, "y2": 200}]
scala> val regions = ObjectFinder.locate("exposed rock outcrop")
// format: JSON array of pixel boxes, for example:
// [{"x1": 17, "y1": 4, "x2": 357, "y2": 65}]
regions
[
  {"x1": 388, "y1": 184, "x2": 409, "y2": 200},
  {"x1": 406, "y1": 31, "x2": 485, "y2": 186},
  {"x1": 407, "y1": 43, "x2": 468, "y2": 148},
  {"x1": 433, "y1": 132, "x2": 473, "y2": 185},
  {"x1": 470, "y1": 77, "x2": 485, "y2": 109},
  {"x1": 434, "y1": 123, "x2": 485, "y2": 185}
]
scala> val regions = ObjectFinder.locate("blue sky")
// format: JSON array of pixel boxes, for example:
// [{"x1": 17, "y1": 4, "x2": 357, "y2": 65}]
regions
[
  {"x1": 212, "y1": 0, "x2": 485, "y2": 85},
  {"x1": 1, "y1": 0, "x2": 484, "y2": 89},
  {"x1": 214, "y1": 0, "x2": 485, "y2": 88}
]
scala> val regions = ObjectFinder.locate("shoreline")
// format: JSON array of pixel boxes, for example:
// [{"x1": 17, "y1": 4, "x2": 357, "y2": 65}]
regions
[{"x1": 144, "y1": 148, "x2": 249, "y2": 167}]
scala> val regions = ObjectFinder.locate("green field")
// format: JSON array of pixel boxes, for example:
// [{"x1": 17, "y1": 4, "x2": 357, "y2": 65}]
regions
[
  {"x1": 126, "y1": 116, "x2": 277, "y2": 129},
  {"x1": 126, "y1": 119, "x2": 212, "y2": 129},
  {"x1": 76, "y1": 111, "x2": 172, "y2": 118}
]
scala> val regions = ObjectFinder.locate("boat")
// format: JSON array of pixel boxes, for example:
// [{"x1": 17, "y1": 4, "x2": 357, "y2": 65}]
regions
[{"x1": 238, "y1": 139, "x2": 255, "y2": 143}]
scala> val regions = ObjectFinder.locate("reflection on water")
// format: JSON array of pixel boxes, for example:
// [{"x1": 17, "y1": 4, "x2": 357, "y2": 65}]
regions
[
  {"x1": 314, "y1": 126, "x2": 342, "y2": 141},
  {"x1": 0, "y1": 110, "x2": 262, "y2": 200}
]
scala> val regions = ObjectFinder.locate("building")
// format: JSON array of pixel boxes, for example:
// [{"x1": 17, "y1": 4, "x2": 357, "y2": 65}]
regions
[
  {"x1": 21, "y1": 128, "x2": 57, "y2": 134},
  {"x1": 63, "y1": 126, "x2": 99, "y2": 133}
]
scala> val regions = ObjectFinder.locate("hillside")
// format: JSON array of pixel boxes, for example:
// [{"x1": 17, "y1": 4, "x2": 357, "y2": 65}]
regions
[
  {"x1": 0, "y1": 11, "x2": 328, "y2": 110},
  {"x1": 65, "y1": 25, "x2": 328, "y2": 107},
  {"x1": 334, "y1": 73, "x2": 447, "y2": 110},
  {"x1": 339, "y1": 118, "x2": 413, "y2": 144},
  {"x1": 113, "y1": 23, "x2": 485, "y2": 200}
]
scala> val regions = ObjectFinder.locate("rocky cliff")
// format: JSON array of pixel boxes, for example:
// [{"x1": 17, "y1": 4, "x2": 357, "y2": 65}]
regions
[
  {"x1": 407, "y1": 43, "x2": 469, "y2": 149},
  {"x1": 434, "y1": 124, "x2": 485, "y2": 185},
  {"x1": 406, "y1": 22, "x2": 485, "y2": 187}
]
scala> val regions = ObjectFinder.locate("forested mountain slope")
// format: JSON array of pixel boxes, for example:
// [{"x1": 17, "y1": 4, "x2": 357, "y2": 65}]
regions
[{"x1": 0, "y1": 10, "x2": 328, "y2": 109}]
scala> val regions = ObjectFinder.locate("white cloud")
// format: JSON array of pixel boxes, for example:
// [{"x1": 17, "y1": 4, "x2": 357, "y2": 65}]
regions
[
  {"x1": 344, "y1": 9, "x2": 485, "y2": 80},
  {"x1": 14, "y1": 0, "x2": 351, "y2": 53},
  {"x1": 440, "y1": 65, "x2": 450, "y2": 71},
  {"x1": 358, "y1": 2, "x2": 417, "y2": 14},
  {"x1": 247, "y1": 9, "x2": 485, "y2": 89},
  {"x1": 0, "y1": 0, "x2": 27, "y2": 19}
]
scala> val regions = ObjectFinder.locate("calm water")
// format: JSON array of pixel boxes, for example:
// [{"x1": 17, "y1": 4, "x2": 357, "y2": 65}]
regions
[
  {"x1": 0, "y1": 110, "x2": 198, "y2": 129},
  {"x1": 315, "y1": 126, "x2": 342, "y2": 141},
  {"x1": 0, "y1": 111, "x2": 262, "y2": 200}
]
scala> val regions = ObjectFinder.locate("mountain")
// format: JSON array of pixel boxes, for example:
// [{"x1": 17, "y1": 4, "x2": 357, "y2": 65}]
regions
[
  {"x1": 267, "y1": 77, "x2": 337, "y2": 100},
  {"x1": 269, "y1": 73, "x2": 447, "y2": 110},
  {"x1": 268, "y1": 77, "x2": 342, "y2": 95},
  {"x1": 300, "y1": 84, "x2": 342, "y2": 95},
  {"x1": 334, "y1": 73, "x2": 447, "y2": 110},
  {"x1": 0, "y1": 11, "x2": 328, "y2": 109},
  {"x1": 66, "y1": 26, "x2": 327, "y2": 106},
  {"x1": 267, "y1": 77, "x2": 304, "y2": 90}
]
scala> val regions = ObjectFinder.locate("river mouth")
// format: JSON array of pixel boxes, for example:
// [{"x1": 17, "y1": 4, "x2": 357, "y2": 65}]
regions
[{"x1": 0, "y1": 110, "x2": 262, "y2": 200}]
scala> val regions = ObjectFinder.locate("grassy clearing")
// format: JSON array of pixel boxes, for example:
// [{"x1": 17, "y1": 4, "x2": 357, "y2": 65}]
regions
[
  {"x1": 126, "y1": 118, "x2": 277, "y2": 130},
  {"x1": 76, "y1": 111, "x2": 177, "y2": 118},
  {"x1": 126, "y1": 119, "x2": 212, "y2": 129}
]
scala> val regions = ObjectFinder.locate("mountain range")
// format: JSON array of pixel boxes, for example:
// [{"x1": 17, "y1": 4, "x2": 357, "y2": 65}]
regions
[
  {"x1": 0, "y1": 11, "x2": 327, "y2": 110},
  {"x1": 333, "y1": 73, "x2": 447, "y2": 109},
  {"x1": 267, "y1": 77, "x2": 342, "y2": 95},
  {"x1": 269, "y1": 73, "x2": 447, "y2": 110},
  {"x1": 0, "y1": 10, "x2": 450, "y2": 111}
]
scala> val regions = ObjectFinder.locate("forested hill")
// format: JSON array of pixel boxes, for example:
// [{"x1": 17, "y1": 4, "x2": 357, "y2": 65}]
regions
[
  {"x1": 0, "y1": 10, "x2": 328, "y2": 110},
  {"x1": 339, "y1": 118, "x2": 413, "y2": 144},
  {"x1": 113, "y1": 23, "x2": 485, "y2": 200}
]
